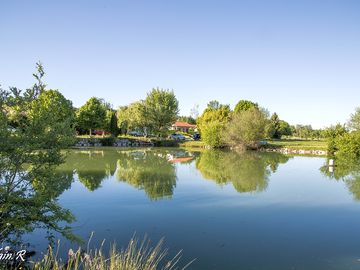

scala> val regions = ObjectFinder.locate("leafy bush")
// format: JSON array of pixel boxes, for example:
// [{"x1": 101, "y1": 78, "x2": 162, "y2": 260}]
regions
[
  {"x1": 151, "y1": 139, "x2": 179, "y2": 147},
  {"x1": 99, "y1": 136, "x2": 116, "y2": 146},
  {"x1": 222, "y1": 108, "x2": 267, "y2": 149},
  {"x1": 333, "y1": 131, "x2": 360, "y2": 159},
  {"x1": 197, "y1": 103, "x2": 231, "y2": 148}
]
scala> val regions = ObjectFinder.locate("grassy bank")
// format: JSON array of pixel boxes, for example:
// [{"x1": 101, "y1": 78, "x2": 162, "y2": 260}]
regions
[
  {"x1": 266, "y1": 139, "x2": 328, "y2": 151},
  {"x1": 179, "y1": 141, "x2": 206, "y2": 148}
]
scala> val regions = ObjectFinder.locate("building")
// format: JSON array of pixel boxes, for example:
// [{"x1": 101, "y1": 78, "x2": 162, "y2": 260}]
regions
[{"x1": 171, "y1": 121, "x2": 197, "y2": 133}]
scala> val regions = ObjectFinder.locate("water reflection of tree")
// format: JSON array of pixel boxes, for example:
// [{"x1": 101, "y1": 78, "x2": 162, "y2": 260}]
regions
[
  {"x1": 196, "y1": 150, "x2": 290, "y2": 193},
  {"x1": 321, "y1": 157, "x2": 360, "y2": 200},
  {"x1": 0, "y1": 168, "x2": 77, "y2": 246},
  {"x1": 115, "y1": 151, "x2": 177, "y2": 200},
  {"x1": 59, "y1": 150, "x2": 118, "y2": 191}
]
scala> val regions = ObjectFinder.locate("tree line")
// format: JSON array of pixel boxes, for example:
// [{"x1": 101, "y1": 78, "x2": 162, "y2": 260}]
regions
[{"x1": 2, "y1": 63, "x2": 358, "y2": 153}]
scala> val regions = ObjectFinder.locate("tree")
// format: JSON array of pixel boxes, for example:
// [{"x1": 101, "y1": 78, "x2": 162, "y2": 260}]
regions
[
  {"x1": 76, "y1": 97, "x2": 107, "y2": 136},
  {"x1": 206, "y1": 100, "x2": 221, "y2": 111},
  {"x1": 324, "y1": 123, "x2": 348, "y2": 156},
  {"x1": 348, "y1": 107, "x2": 360, "y2": 131},
  {"x1": 0, "y1": 63, "x2": 77, "y2": 244},
  {"x1": 223, "y1": 108, "x2": 267, "y2": 149},
  {"x1": 278, "y1": 120, "x2": 292, "y2": 137},
  {"x1": 234, "y1": 100, "x2": 258, "y2": 113},
  {"x1": 144, "y1": 88, "x2": 179, "y2": 135},
  {"x1": 117, "y1": 101, "x2": 149, "y2": 135},
  {"x1": 197, "y1": 104, "x2": 231, "y2": 147},
  {"x1": 266, "y1": 113, "x2": 281, "y2": 139},
  {"x1": 105, "y1": 109, "x2": 119, "y2": 136}
]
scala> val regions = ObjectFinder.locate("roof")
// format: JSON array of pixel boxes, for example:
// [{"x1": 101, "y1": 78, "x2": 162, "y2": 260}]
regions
[
  {"x1": 172, "y1": 121, "x2": 197, "y2": 128},
  {"x1": 169, "y1": 157, "x2": 195, "y2": 164}
]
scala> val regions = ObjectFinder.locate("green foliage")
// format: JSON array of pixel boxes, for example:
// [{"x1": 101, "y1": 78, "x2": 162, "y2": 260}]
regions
[
  {"x1": 278, "y1": 120, "x2": 292, "y2": 137},
  {"x1": 234, "y1": 100, "x2": 258, "y2": 113},
  {"x1": 104, "y1": 109, "x2": 119, "y2": 136},
  {"x1": 206, "y1": 100, "x2": 221, "y2": 111},
  {"x1": 144, "y1": 88, "x2": 179, "y2": 135},
  {"x1": 223, "y1": 108, "x2": 267, "y2": 149},
  {"x1": 76, "y1": 97, "x2": 107, "y2": 135},
  {"x1": 348, "y1": 107, "x2": 360, "y2": 131},
  {"x1": 117, "y1": 102, "x2": 148, "y2": 135},
  {"x1": 151, "y1": 140, "x2": 179, "y2": 147},
  {"x1": 332, "y1": 131, "x2": 360, "y2": 159},
  {"x1": 291, "y1": 124, "x2": 315, "y2": 139},
  {"x1": 321, "y1": 156, "x2": 360, "y2": 201},
  {"x1": 0, "y1": 63, "x2": 77, "y2": 245},
  {"x1": 196, "y1": 150, "x2": 290, "y2": 193},
  {"x1": 323, "y1": 123, "x2": 348, "y2": 155},
  {"x1": 116, "y1": 150, "x2": 177, "y2": 200},
  {"x1": 265, "y1": 113, "x2": 292, "y2": 139},
  {"x1": 197, "y1": 103, "x2": 231, "y2": 147}
]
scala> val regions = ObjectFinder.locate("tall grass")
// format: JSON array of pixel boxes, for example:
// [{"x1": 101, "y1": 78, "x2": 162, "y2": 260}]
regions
[{"x1": 31, "y1": 235, "x2": 194, "y2": 270}]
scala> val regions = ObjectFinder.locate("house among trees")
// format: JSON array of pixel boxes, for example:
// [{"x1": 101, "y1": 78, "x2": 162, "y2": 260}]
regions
[{"x1": 171, "y1": 121, "x2": 197, "y2": 133}]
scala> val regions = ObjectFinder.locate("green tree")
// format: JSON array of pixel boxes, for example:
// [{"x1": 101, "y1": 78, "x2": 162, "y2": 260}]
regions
[
  {"x1": 266, "y1": 113, "x2": 281, "y2": 139},
  {"x1": 206, "y1": 100, "x2": 221, "y2": 111},
  {"x1": 76, "y1": 97, "x2": 107, "y2": 136},
  {"x1": 278, "y1": 120, "x2": 292, "y2": 137},
  {"x1": 223, "y1": 108, "x2": 267, "y2": 149},
  {"x1": 234, "y1": 100, "x2": 258, "y2": 113},
  {"x1": 348, "y1": 107, "x2": 360, "y2": 131},
  {"x1": 105, "y1": 109, "x2": 119, "y2": 136},
  {"x1": 323, "y1": 123, "x2": 348, "y2": 155},
  {"x1": 144, "y1": 88, "x2": 179, "y2": 135},
  {"x1": 117, "y1": 101, "x2": 149, "y2": 135},
  {"x1": 197, "y1": 103, "x2": 231, "y2": 147},
  {"x1": 0, "y1": 63, "x2": 77, "y2": 245}
]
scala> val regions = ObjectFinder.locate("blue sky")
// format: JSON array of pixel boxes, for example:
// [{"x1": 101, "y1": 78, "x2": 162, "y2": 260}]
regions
[{"x1": 1, "y1": 0, "x2": 359, "y2": 128}]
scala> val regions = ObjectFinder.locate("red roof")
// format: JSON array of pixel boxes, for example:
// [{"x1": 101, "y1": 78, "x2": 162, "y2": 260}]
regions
[
  {"x1": 172, "y1": 121, "x2": 197, "y2": 128},
  {"x1": 169, "y1": 157, "x2": 195, "y2": 164}
]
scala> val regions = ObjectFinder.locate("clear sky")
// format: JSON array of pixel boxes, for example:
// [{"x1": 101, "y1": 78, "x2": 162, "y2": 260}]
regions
[{"x1": 1, "y1": 0, "x2": 359, "y2": 128}]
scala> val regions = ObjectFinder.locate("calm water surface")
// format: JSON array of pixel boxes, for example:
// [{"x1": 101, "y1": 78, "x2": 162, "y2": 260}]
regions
[{"x1": 24, "y1": 149, "x2": 360, "y2": 269}]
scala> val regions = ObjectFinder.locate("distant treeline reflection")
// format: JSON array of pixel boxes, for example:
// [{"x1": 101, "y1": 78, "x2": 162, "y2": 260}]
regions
[{"x1": 57, "y1": 149, "x2": 291, "y2": 198}]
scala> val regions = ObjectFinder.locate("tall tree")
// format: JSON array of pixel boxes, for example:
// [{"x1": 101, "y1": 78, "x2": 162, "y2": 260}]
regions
[
  {"x1": 105, "y1": 109, "x2": 119, "y2": 136},
  {"x1": 76, "y1": 97, "x2": 107, "y2": 136},
  {"x1": 206, "y1": 100, "x2": 221, "y2": 111},
  {"x1": 0, "y1": 63, "x2": 77, "y2": 244},
  {"x1": 267, "y1": 113, "x2": 281, "y2": 139},
  {"x1": 117, "y1": 101, "x2": 149, "y2": 135},
  {"x1": 144, "y1": 88, "x2": 179, "y2": 135},
  {"x1": 234, "y1": 100, "x2": 258, "y2": 113}
]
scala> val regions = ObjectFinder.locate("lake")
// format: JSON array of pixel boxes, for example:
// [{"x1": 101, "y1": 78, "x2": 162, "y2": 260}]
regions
[{"x1": 15, "y1": 149, "x2": 360, "y2": 269}]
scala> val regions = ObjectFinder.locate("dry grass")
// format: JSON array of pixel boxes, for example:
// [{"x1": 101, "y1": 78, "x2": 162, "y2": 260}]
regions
[{"x1": 31, "y1": 235, "x2": 194, "y2": 270}]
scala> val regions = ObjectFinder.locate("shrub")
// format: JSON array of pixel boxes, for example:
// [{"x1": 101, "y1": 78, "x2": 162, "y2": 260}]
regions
[
  {"x1": 151, "y1": 139, "x2": 179, "y2": 147},
  {"x1": 222, "y1": 108, "x2": 267, "y2": 149},
  {"x1": 99, "y1": 136, "x2": 116, "y2": 146},
  {"x1": 333, "y1": 131, "x2": 360, "y2": 159}
]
